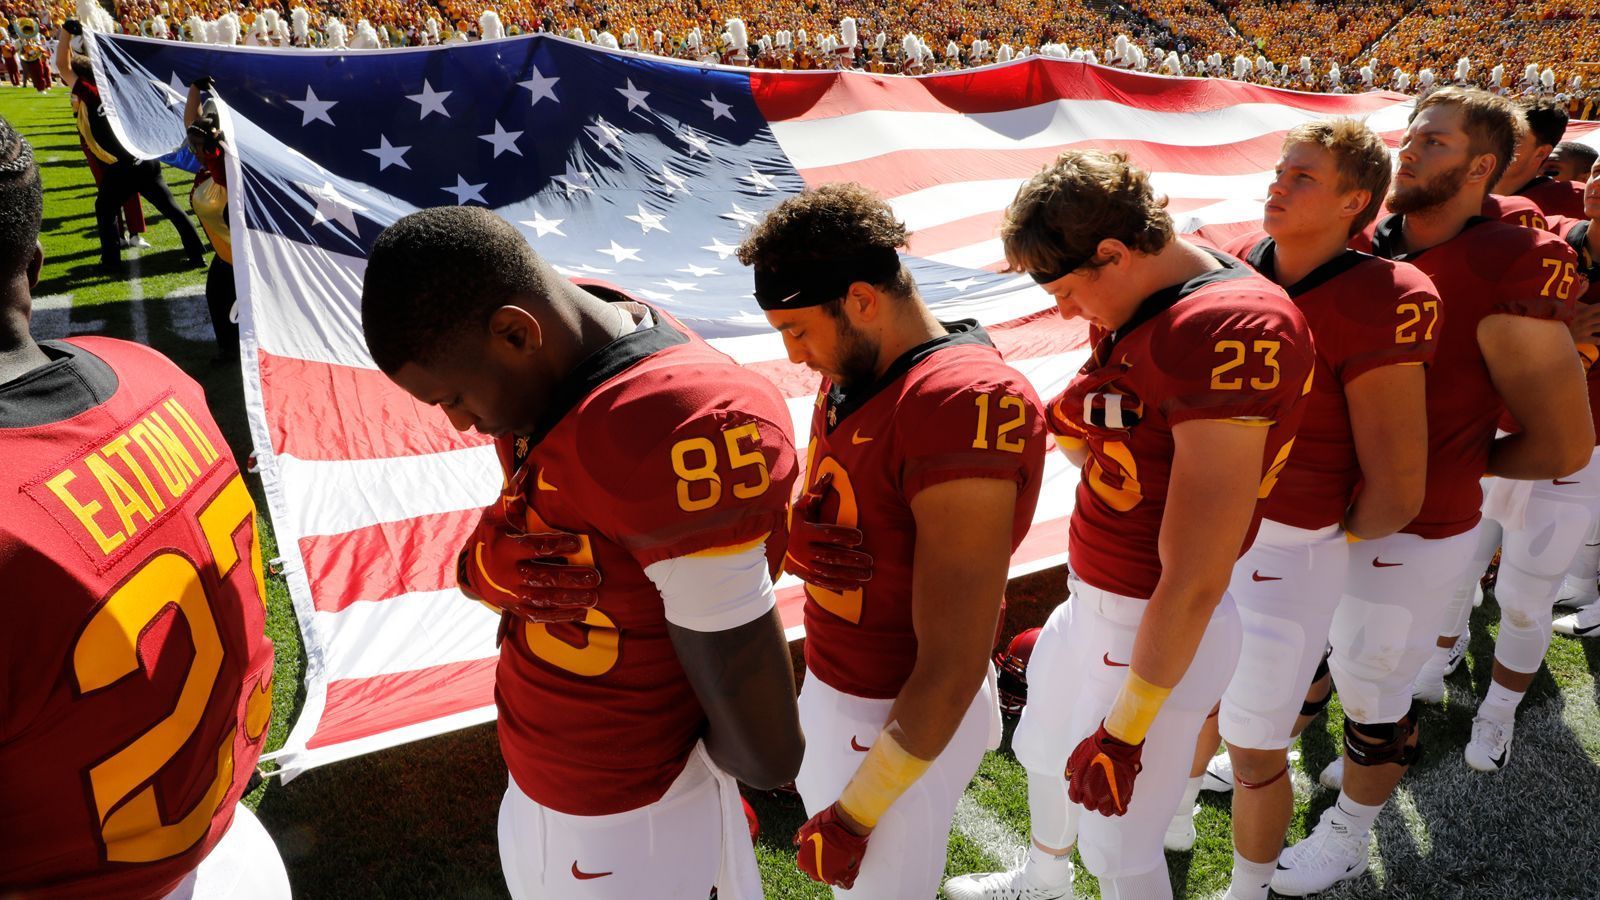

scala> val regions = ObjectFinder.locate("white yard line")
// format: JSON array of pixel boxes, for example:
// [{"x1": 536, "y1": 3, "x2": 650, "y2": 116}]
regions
[
  {"x1": 126, "y1": 248, "x2": 149, "y2": 346},
  {"x1": 951, "y1": 794, "x2": 1028, "y2": 869}
]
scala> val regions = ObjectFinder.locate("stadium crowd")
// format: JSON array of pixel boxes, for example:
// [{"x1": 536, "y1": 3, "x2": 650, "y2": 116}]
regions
[{"x1": 2, "y1": 0, "x2": 1598, "y2": 112}]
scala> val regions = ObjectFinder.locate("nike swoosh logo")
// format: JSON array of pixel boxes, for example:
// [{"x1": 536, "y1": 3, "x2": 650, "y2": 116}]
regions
[
  {"x1": 537, "y1": 470, "x2": 558, "y2": 491},
  {"x1": 850, "y1": 736, "x2": 871, "y2": 752},
  {"x1": 851, "y1": 430, "x2": 873, "y2": 445},
  {"x1": 1491, "y1": 748, "x2": 1509, "y2": 767},
  {"x1": 1251, "y1": 570, "x2": 1281, "y2": 582},
  {"x1": 1573, "y1": 621, "x2": 1600, "y2": 635},
  {"x1": 1372, "y1": 558, "x2": 1403, "y2": 568},
  {"x1": 1102, "y1": 652, "x2": 1129, "y2": 667},
  {"x1": 1554, "y1": 479, "x2": 1580, "y2": 485},
  {"x1": 779, "y1": 290, "x2": 803, "y2": 305},
  {"x1": 807, "y1": 832, "x2": 826, "y2": 874},
  {"x1": 1091, "y1": 753, "x2": 1123, "y2": 812},
  {"x1": 572, "y1": 862, "x2": 612, "y2": 880}
]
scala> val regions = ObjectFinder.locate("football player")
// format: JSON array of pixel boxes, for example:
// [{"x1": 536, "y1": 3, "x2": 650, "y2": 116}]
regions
[
  {"x1": 1545, "y1": 141, "x2": 1598, "y2": 185},
  {"x1": 1273, "y1": 88, "x2": 1592, "y2": 896},
  {"x1": 0, "y1": 116, "x2": 287, "y2": 898},
  {"x1": 1169, "y1": 120, "x2": 1438, "y2": 900},
  {"x1": 738, "y1": 184, "x2": 1046, "y2": 898},
  {"x1": 360, "y1": 207, "x2": 804, "y2": 900},
  {"x1": 1493, "y1": 99, "x2": 1586, "y2": 220},
  {"x1": 1553, "y1": 154, "x2": 1600, "y2": 626},
  {"x1": 947, "y1": 150, "x2": 1315, "y2": 900}
]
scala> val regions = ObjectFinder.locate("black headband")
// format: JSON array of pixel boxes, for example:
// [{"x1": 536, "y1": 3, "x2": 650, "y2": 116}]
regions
[
  {"x1": 752, "y1": 248, "x2": 904, "y2": 310},
  {"x1": 1028, "y1": 249, "x2": 1095, "y2": 285}
]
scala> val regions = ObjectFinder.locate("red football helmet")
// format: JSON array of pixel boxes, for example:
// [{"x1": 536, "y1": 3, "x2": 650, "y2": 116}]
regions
[{"x1": 994, "y1": 627, "x2": 1042, "y2": 717}]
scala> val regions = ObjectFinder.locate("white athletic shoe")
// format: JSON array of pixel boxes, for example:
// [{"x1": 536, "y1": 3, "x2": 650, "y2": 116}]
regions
[
  {"x1": 1270, "y1": 809, "x2": 1370, "y2": 896},
  {"x1": 1164, "y1": 804, "x2": 1198, "y2": 852},
  {"x1": 944, "y1": 863, "x2": 1074, "y2": 900},
  {"x1": 1443, "y1": 632, "x2": 1469, "y2": 675},
  {"x1": 1464, "y1": 715, "x2": 1514, "y2": 772},
  {"x1": 1202, "y1": 753, "x2": 1235, "y2": 793},
  {"x1": 1318, "y1": 756, "x2": 1344, "y2": 791},
  {"x1": 1554, "y1": 602, "x2": 1600, "y2": 637},
  {"x1": 1412, "y1": 662, "x2": 1447, "y2": 704},
  {"x1": 1556, "y1": 574, "x2": 1599, "y2": 609}
]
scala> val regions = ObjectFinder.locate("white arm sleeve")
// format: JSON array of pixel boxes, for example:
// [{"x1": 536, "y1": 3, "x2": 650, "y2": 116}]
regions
[{"x1": 645, "y1": 542, "x2": 777, "y2": 633}]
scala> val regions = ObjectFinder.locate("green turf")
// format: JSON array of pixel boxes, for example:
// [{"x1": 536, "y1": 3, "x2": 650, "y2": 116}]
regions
[{"x1": 9, "y1": 82, "x2": 1600, "y2": 900}]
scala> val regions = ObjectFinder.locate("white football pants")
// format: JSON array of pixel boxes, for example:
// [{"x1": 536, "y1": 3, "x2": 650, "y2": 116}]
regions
[{"x1": 162, "y1": 804, "x2": 290, "y2": 900}]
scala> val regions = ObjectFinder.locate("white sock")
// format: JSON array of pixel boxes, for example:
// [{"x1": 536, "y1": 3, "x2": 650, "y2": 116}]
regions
[
  {"x1": 1328, "y1": 793, "x2": 1383, "y2": 839},
  {"x1": 1225, "y1": 851, "x2": 1276, "y2": 900},
  {"x1": 1026, "y1": 842, "x2": 1073, "y2": 884},
  {"x1": 1479, "y1": 681, "x2": 1525, "y2": 723},
  {"x1": 1175, "y1": 775, "x2": 1203, "y2": 818}
]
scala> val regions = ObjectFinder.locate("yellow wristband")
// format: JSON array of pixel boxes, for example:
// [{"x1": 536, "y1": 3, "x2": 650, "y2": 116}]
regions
[
  {"x1": 835, "y1": 728, "x2": 933, "y2": 829},
  {"x1": 1104, "y1": 671, "x2": 1172, "y2": 745}
]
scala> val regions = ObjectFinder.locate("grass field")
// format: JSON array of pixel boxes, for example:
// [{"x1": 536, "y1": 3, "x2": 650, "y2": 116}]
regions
[{"x1": 8, "y1": 81, "x2": 1600, "y2": 899}]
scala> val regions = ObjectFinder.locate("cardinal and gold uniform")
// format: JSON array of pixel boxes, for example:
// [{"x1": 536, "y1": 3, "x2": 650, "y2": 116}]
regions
[
  {"x1": 485, "y1": 293, "x2": 796, "y2": 899},
  {"x1": 1517, "y1": 175, "x2": 1588, "y2": 221},
  {"x1": 1481, "y1": 193, "x2": 1553, "y2": 232},
  {"x1": 0, "y1": 337, "x2": 284, "y2": 900},
  {"x1": 1217, "y1": 234, "x2": 1440, "y2": 749},
  {"x1": 1013, "y1": 250, "x2": 1315, "y2": 879},
  {"x1": 793, "y1": 321, "x2": 1046, "y2": 899},
  {"x1": 1335, "y1": 216, "x2": 1582, "y2": 725}
]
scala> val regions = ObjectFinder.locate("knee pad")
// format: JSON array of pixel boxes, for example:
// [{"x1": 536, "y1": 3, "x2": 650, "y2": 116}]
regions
[
  {"x1": 1300, "y1": 655, "x2": 1333, "y2": 718},
  {"x1": 1344, "y1": 707, "x2": 1422, "y2": 768},
  {"x1": 1236, "y1": 763, "x2": 1289, "y2": 791}
]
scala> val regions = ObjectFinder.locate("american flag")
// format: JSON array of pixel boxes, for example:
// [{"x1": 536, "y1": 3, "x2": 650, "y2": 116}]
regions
[{"x1": 88, "y1": 31, "x2": 1484, "y2": 778}]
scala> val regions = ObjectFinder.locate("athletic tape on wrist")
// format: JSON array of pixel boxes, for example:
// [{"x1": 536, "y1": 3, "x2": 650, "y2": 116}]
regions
[
  {"x1": 835, "y1": 728, "x2": 932, "y2": 829},
  {"x1": 1104, "y1": 671, "x2": 1172, "y2": 745}
]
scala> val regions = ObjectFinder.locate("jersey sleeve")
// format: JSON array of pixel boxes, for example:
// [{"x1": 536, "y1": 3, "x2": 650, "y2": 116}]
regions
[
  {"x1": 1153, "y1": 295, "x2": 1316, "y2": 426},
  {"x1": 1336, "y1": 264, "x2": 1441, "y2": 383},
  {"x1": 1494, "y1": 237, "x2": 1580, "y2": 321},
  {"x1": 893, "y1": 362, "x2": 1047, "y2": 500},
  {"x1": 645, "y1": 542, "x2": 776, "y2": 632},
  {"x1": 593, "y1": 404, "x2": 798, "y2": 569}
]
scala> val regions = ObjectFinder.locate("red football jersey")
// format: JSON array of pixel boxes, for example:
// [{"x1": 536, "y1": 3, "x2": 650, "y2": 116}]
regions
[
  {"x1": 1517, "y1": 175, "x2": 1587, "y2": 220},
  {"x1": 1226, "y1": 233, "x2": 1440, "y2": 530},
  {"x1": 1549, "y1": 216, "x2": 1600, "y2": 441},
  {"x1": 0, "y1": 338, "x2": 274, "y2": 900},
  {"x1": 1481, "y1": 192, "x2": 1555, "y2": 232},
  {"x1": 1370, "y1": 215, "x2": 1581, "y2": 538},
  {"x1": 797, "y1": 323, "x2": 1046, "y2": 700},
  {"x1": 1046, "y1": 251, "x2": 1316, "y2": 599},
  {"x1": 489, "y1": 299, "x2": 797, "y2": 816}
]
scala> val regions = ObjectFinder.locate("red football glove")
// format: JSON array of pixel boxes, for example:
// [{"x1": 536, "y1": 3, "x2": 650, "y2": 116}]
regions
[
  {"x1": 785, "y1": 471, "x2": 873, "y2": 592},
  {"x1": 794, "y1": 803, "x2": 870, "y2": 888},
  {"x1": 458, "y1": 514, "x2": 601, "y2": 624},
  {"x1": 1066, "y1": 720, "x2": 1145, "y2": 817}
]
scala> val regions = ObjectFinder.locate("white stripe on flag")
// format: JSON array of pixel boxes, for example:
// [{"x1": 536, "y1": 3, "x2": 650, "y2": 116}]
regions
[
  {"x1": 314, "y1": 588, "x2": 501, "y2": 682},
  {"x1": 278, "y1": 444, "x2": 502, "y2": 538}
]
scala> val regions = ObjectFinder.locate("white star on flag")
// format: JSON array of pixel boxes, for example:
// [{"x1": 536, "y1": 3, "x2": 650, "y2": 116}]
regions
[
  {"x1": 625, "y1": 204, "x2": 669, "y2": 234},
  {"x1": 152, "y1": 72, "x2": 185, "y2": 106},
  {"x1": 703, "y1": 238, "x2": 739, "y2": 259},
  {"x1": 655, "y1": 165, "x2": 690, "y2": 195},
  {"x1": 407, "y1": 79, "x2": 452, "y2": 119},
  {"x1": 942, "y1": 277, "x2": 981, "y2": 293},
  {"x1": 742, "y1": 167, "x2": 778, "y2": 192},
  {"x1": 678, "y1": 263, "x2": 721, "y2": 277},
  {"x1": 597, "y1": 241, "x2": 642, "y2": 263},
  {"x1": 287, "y1": 86, "x2": 337, "y2": 126},
  {"x1": 520, "y1": 210, "x2": 566, "y2": 237},
  {"x1": 479, "y1": 121, "x2": 524, "y2": 158},
  {"x1": 575, "y1": 263, "x2": 616, "y2": 274},
  {"x1": 554, "y1": 165, "x2": 594, "y2": 197},
  {"x1": 363, "y1": 135, "x2": 411, "y2": 170},
  {"x1": 677, "y1": 127, "x2": 711, "y2": 156},
  {"x1": 639, "y1": 289, "x2": 675, "y2": 303},
  {"x1": 518, "y1": 67, "x2": 561, "y2": 106},
  {"x1": 658, "y1": 279, "x2": 702, "y2": 292},
  {"x1": 722, "y1": 203, "x2": 761, "y2": 228},
  {"x1": 703, "y1": 92, "x2": 734, "y2": 121},
  {"x1": 442, "y1": 175, "x2": 488, "y2": 205},
  {"x1": 617, "y1": 78, "x2": 652, "y2": 113},
  {"x1": 585, "y1": 116, "x2": 625, "y2": 153},
  {"x1": 299, "y1": 180, "x2": 365, "y2": 234}
]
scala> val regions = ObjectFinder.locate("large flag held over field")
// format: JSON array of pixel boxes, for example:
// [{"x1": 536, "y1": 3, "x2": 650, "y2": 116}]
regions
[{"x1": 90, "y1": 31, "x2": 1448, "y2": 778}]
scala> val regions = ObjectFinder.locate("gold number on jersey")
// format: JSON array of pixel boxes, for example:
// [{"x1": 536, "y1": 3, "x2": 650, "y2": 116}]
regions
[
  {"x1": 670, "y1": 423, "x2": 772, "y2": 512},
  {"x1": 1541, "y1": 258, "x2": 1578, "y2": 300},
  {"x1": 1085, "y1": 439, "x2": 1143, "y2": 511},
  {"x1": 513, "y1": 506, "x2": 620, "y2": 678},
  {"x1": 1210, "y1": 340, "x2": 1281, "y2": 391},
  {"x1": 972, "y1": 393, "x2": 1030, "y2": 452},
  {"x1": 1395, "y1": 300, "x2": 1439, "y2": 344},
  {"x1": 803, "y1": 455, "x2": 864, "y2": 624},
  {"x1": 72, "y1": 472, "x2": 266, "y2": 863},
  {"x1": 1519, "y1": 213, "x2": 1549, "y2": 232}
]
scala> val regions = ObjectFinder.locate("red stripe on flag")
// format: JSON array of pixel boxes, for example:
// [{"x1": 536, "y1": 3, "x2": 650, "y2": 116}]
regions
[
  {"x1": 752, "y1": 60, "x2": 1407, "y2": 122},
  {"x1": 300, "y1": 508, "x2": 479, "y2": 612},
  {"x1": 904, "y1": 197, "x2": 1226, "y2": 262},
  {"x1": 307, "y1": 656, "x2": 498, "y2": 750},
  {"x1": 796, "y1": 132, "x2": 1302, "y2": 198},
  {"x1": 260, "y1": 350, "x2": 490, "y2": 461}
]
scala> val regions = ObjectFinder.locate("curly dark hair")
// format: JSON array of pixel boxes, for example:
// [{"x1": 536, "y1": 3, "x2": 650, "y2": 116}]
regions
[
  {"x1": 361, "y1": 206, "x2": 552, "y2": 373},
  {"x1": 1001, "y1": 150, "x2": 1173, "y2": 276},
  {"x1": 0, "y1": 115, "x2": 43, "y2": 282},
  {"x1": 737, "y1": 182, "x2": 918, "y2": 304}
]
